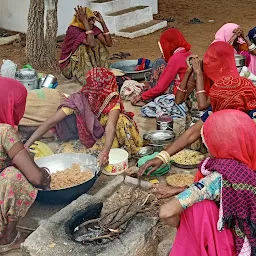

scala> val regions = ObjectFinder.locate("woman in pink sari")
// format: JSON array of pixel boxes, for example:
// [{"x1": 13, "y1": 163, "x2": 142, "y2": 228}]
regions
[
  {"x1": 213, "y1": 23, "x2": 256, "y2": 75},
  {"x1": 159, "y1": 109, "x2": 256, "y2": 256}
]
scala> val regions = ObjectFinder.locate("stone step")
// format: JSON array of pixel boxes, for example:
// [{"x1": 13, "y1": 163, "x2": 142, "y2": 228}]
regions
[
  {"x1": 103, "y1": 6, "x2": 153, "y2": 34},
  {"x1": 116, "y1": 20, "x2": 167, "y2": 39},
  {"x1": 88, "y1": 0, "x2": 130, "y2": 15},
  {"x1": 88, "y1": 0, "x2": 157, "y2": 15}
]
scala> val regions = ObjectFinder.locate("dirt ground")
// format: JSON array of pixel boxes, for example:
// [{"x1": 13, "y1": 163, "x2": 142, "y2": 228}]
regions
[{"x1": 0, "y1": 0, "x2": 255, "y2": 75}]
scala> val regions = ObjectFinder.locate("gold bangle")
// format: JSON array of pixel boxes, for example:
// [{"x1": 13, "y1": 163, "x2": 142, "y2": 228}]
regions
[
  {"x1": 103, "y1": 32, "x2": 110, "y2": 35},
  {"x1": 158, "y1": 151, "x2": 171, "y2": 163}
]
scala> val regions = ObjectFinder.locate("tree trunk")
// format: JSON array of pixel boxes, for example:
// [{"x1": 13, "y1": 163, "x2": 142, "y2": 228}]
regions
[{"x1": 27, "y1": 0, "x2": 58, "y2": 70}]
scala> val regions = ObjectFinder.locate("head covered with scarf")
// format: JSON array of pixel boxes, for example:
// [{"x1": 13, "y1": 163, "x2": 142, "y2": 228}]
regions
[
  {"x1": 159, "y1": 28, "x2": 191, "y2": 63},
  {"x1": 59, "y1": 68, "x2": 123, "y2": 148},
  {"x1": 200, "y1": 109, "x2": 256, "y2": 255},
  {"x1": 203, "y1": 41, "x2": 256, "y2": 112},
  {"x1": 0, "y1": 77, "x2": 27, "y2": 126},
  {"x1": 213, "y1": 23, "x2": 245, "y2": 45},
  {"x1": 70, "y1": 7, "x2": 95, "y2": 30}
]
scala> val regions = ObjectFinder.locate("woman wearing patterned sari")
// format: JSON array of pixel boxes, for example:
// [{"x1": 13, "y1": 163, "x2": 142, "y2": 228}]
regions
[
  {"x1": 26, "y1": 68, "x2": 143, "y2": 166},
  {"x1": 160, "y1": 109, "x2": 256, "y2": 256},
  {"x1": 59, "y1": 6, "x2": 112, "y2": 85},
  {"x1": 0, "y1": 78, "x2": 50, "y2": 253}
]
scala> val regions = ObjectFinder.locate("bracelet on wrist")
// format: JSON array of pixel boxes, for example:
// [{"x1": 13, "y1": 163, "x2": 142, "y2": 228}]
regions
[
  {"x1": 249, "y1": 43, "x2": 256, "y2": 51},
  {"x1": 86, "y1": 30, "x2": 94, "y2": 35},
  {"x1": 156, "y1": 151, "x2": 171, "y2": 164},
  {"x1": 177, "y1": 86, "x2": 187, "y2": 93},
  {"x1": 195, "y1": 90, "x2": 206, "y2": 96},
  {"x1": 103, "y1": 32, "x2": 110, "y2": 35}
]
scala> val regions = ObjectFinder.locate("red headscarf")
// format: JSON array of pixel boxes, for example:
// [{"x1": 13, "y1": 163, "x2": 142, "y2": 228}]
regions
[
  {"x1": 159, "y1": 28, "x2": 191, "y2": 62},
  {"x1": 82, "y1": 67, "x2": 124, "y2": 117},
  {"x1": 203, "y1": 42, "x2": 256, "y2": 112},
  {"x1": 202, "y1": 109, "x2": 256, "y2": 170},
  {"x1": 0, "y1": 77, "x2": 27, "y2": 126}
]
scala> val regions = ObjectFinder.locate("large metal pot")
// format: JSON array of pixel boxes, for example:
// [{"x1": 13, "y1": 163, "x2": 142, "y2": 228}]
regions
[
  {"x1": 110, "y1": 60, "x2": 153, "y2": 81},
  {"x1": 35, "y1": 153, "x2": 100, "y2": 204},
  {"x1": 15, "y1": 68, "x2": 38, "y2": 90}
]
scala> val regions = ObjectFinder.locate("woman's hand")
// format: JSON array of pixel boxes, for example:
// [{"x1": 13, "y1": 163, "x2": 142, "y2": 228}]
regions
[
  {"x1": 233, "y1": 27, "x2": 245, "y2": 39},
  {"x1": 37, "y1": 167, "x2": 51, "y2": 190},
  {"x1": 152, "y1": 184, "x2": 186, "y2": 199},
  {"x1": 186, "y1": 54, "x2": 198, "y2": 67},
  {"x1": 131, "y1": 95, "x2": 142, "y2": 105},
  {"x1": 94, "y1": 11, "x2": 104, "y2": 23},
  {"x1": 190, "y1": 57, "x2": 203, "y2": 74},
  {"x1": 138, "y1": 157, "x2": 163, "y2": 176},
  {"x1": 74, "y1": 6, "x2": 88, "y2": 24},
  {"x1": 98, "y1": 152, "x2": 109, "y2": 167}
]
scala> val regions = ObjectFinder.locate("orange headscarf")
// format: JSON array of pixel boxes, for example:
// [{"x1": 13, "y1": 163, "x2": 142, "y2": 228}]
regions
[{"x1": 70, "y1": 7, "x2": 95, "y2": 30}]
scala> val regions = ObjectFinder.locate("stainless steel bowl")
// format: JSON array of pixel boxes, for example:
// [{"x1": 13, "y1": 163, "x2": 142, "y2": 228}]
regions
[
  {"x1": 143, "y1": 130, "x2": 175, "y2": 146},
  {"x1": 235, "y1": 54, "x2": 246, "y2": 67},
  {"x1": 110, "y1": 60, "x2": 153, "y2": 81}
]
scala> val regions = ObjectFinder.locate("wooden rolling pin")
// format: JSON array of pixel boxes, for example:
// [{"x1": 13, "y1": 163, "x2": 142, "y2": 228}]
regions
[{"x1": 124, "y1": 176, "x2": 153, "y2": 190}]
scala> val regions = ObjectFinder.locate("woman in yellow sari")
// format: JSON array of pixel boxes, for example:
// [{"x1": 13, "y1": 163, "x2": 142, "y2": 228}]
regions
[
  {"x1": 25, "y1": 68, "x2": 143, "y2": 166},
  {"x1": 60, "y1": 6, "x2": 112, "y2": 84}
]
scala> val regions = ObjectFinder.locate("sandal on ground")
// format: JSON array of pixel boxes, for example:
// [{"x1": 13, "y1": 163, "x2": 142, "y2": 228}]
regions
[
  {"x1": 120, "y1": 52, "x2": 131, "y2": 58},
  {"x1": 0, "y1": 231, "x2": 21, "y2": 253},
  {"x1": 110, "y1": 53, "x2": 123, "y2": 60},
  {"x1": 164, "y1": 17, "x2": 176, "y2": 22},
  {"x1": 189, "y1": 18, "x2": 203, "y2": 24}
]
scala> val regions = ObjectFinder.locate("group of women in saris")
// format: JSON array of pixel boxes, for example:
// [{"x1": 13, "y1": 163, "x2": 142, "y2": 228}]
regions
[{"x1": 138, "y1": 24, "x2": 256, "y2": 256}]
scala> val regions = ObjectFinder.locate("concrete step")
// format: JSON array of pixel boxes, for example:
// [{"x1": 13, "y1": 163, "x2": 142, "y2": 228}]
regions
[
  {"x1": 116, "y1": 20, "x2": 167, "y2": 39},
  {"x1": 103, "y1": 6, "x2": 153, "y2": 34},
  {"x1": 88, "y1": 0, "x2": 157, "y2": 15}
]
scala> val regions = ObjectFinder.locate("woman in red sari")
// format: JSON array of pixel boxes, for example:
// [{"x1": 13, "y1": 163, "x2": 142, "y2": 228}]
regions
[
  {"x1": 131, "y1": 28, "x2": 192, "y2": 105},
  {"x1": 160, "y1": 109, "x2": 256, "y2": 256},
  {"x1": 139, "y1": 42, "x2": 256, "y2": 176},
  {"x1": 26, "y1": 68, "x2": 143, "y2": 167},
  {"x1": 59, "y1": 6, "x2": 112, "y2": 85}
]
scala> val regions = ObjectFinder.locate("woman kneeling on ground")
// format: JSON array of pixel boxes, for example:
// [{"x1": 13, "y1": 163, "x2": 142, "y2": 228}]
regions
[
  {"x1": 0, "y1": 78, "x2": 50, "y2": 253},
  {"x1": 59, "y1": 6, "x2": 112, "y2": 84},
  {"x1": 25, "y1": 68, "x2": 143, "y2": 167},
  {"x1": 160, "y1": 109, "x2": 256, "y2": 255},
  {"x1": 139, "y1": 41, "x2": 256, "y2": 176},
  {"x1": 131, "y1": 28, "x2": 192, "y2": 106}
]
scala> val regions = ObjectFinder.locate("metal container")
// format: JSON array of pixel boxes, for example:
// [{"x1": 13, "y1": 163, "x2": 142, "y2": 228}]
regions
[
  {"x1": 143, "y1": 130, "x2": 175, "y2": 146},
  {"x1": 15, "y1": 68, "x2": 38, "y2": 90},
  {"x1": 156, "y1": 115, "x2": 173, "y2": 131},
  {"x1": 35, "y1": 153, "x2": 100, "y2": 204},
  {"x1": 235, "y1": 54, "x2": 246, "y2": 67},
  {"x1": 110, "y1": 60, "x2": 153, "y2": 81},
  {"x1": 41, "y1": 74, "x2": 56, "y2": 88}
]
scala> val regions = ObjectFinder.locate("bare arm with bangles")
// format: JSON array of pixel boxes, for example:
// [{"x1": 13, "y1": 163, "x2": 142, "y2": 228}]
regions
[
  {"x1": 190, "y1": 58, "x2": 210, "y2": 110},
  {"x1": 98, "y1": 109, "x2": 120, "y2": 167},
  {"x1": 94, "y1": 11, "x2": 113, "y2": 47},
  {"x1": 9, "y1": 141, "x2": 50, "y2": 189},
  {"x1": 75, "y1": 6, "x2": 95, "y2": 47},
  {"x1": 138, "y1": 119, "x2": 203, "y2": 176}
]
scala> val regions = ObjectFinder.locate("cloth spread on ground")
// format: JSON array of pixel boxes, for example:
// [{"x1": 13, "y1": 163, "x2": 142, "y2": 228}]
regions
[
  {"x1": 20, "y1": 88, "x2": 62, "y2": 127},
  {"x1": 136, "y1": 58, "x2": 151, "y2": 71},
  {"x1": 0, "y1": 77, "x2": 27, "y2": 127},
  {"x1": 120, "y1": 80, "x2": 145, "y2": 101},
  {"x1": 141, "y1": 94, "x2": 187, "y2": 118}
]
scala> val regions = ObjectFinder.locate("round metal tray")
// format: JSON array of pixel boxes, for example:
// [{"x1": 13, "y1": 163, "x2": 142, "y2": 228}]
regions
[
  {"x1": 143, "y1": 130, "x2": 175, "y2": 146},
  {"x1": 172, "y1": 162, "x2": 199, "y2": 169}
]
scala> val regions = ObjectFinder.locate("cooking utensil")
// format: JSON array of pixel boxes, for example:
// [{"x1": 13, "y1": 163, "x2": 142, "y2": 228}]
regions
[
  {"x1": 156, "y1": 115, "x2": 173, "y2": 131},
  {"x1": 103, "y1": 148, "x2": 129, "y2": 175},
  {"x1": 143, "y1": 130, "x2": 175, "y2": 146},
  {"x1": 15, "y1": 68, "x2": 38, "y2": 90},
  {"x1": 136, "y1": 146, "x2": 154, "y2": 158},
  {"x1": 41, "y1": 74, "x2": 56, "y2": 88},
  {"x1": 234, "y1": 54, "x2": 246, "y2": 67},
  {"x1": 35, "y1": 153, "x2": 99, "y2": 204},
  {"x1": 110, "y1": 60, "x2": 153, "y2": 81}
]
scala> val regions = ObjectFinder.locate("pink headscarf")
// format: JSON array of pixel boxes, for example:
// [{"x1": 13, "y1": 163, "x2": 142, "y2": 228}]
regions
[{"x1": 213, "y1": 23, "x2": 245, "y2": 45}]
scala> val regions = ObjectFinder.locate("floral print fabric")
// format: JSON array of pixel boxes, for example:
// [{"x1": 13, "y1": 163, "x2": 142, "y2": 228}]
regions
[
  {"x1": 0, "y1": 124, "x2": 37, "y2": 235},
  {"x1": 175, "y1": 171, "x2": 221, "y2": 209}
]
